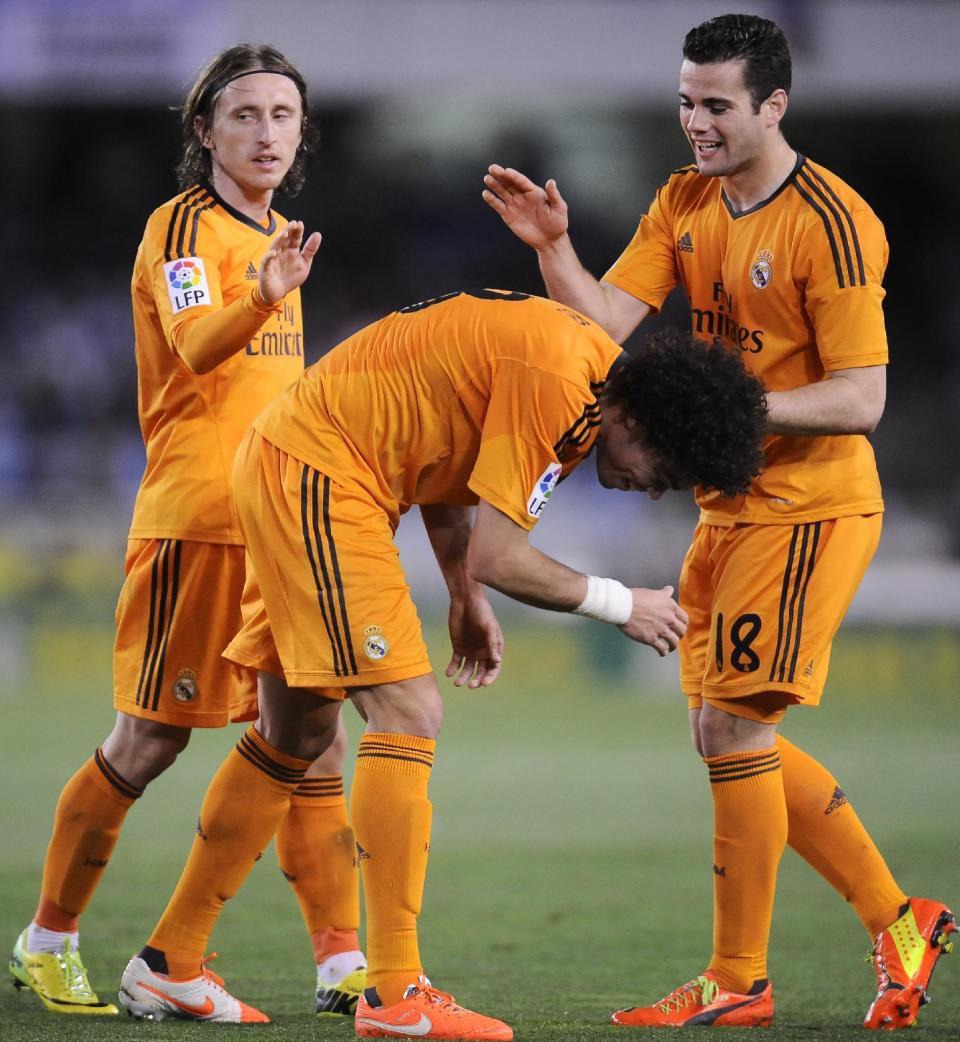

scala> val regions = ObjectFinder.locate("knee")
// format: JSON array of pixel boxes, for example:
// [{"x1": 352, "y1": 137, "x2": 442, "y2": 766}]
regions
[
  {"x1": 354, "y1": 687, "x2": 443, "y2": 739},
  {"x1": 697, "y1": 707, "x2": 738, "y2": 758},
  {"x1": 257, "y1": 695, "x2": 341, "y2": 762},
  {"x1": 102, "y1": 715, "x2": 192, "y2": 788}
]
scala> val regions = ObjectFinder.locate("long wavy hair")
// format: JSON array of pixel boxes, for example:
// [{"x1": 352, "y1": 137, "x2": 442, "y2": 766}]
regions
[{"x1": 176, "y1": 43, "x2": 316, "y2": 196}]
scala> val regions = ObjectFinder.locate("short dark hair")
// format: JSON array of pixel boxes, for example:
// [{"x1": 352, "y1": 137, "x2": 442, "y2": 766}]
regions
[
  {"x1": 604, "y1": 329, "x2": 767, "y2": 497},
  {"x1": 177, "y1": 43, "x2": 316, "y2": 196},
  {"x1": 683, "y1": 13, "x2": 791, "y2": 113}
]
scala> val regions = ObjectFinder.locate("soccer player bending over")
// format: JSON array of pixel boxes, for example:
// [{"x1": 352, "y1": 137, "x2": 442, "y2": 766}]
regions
[
  {"x1": 11, "y1": 44, "x2": 365, "y2": 1022},
  {"x1": 116, "y1": 288, "x2": 767, "y2": 1037},
  {"x1": 483, "y1": 10, "x2": 955, "y2": 1032}
]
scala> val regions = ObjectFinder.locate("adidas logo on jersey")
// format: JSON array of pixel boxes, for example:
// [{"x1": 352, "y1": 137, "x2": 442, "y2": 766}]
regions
[
  {"x1": 678, "y1": 231, "x2": 694, "y2": 254},
  {"x1": 244, "y1": 262, "x2": 259, "y2": 280}
]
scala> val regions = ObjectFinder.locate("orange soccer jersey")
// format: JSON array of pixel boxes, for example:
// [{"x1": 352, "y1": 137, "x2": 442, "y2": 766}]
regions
[
  {"x1": 129, "y1": 183, "x2": 304, "y2": 544},
  {"x1": 605, "y1": 155, "x2": 889, "y2": 525},
  {"x1": 227, "y1": 289, "x2": 622, "y2": 689},
  {"x1": 254, "y1": 289, "x2": 622, "y2": 529}
]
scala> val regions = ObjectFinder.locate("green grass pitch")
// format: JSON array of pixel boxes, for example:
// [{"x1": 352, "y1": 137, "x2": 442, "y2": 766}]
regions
[{"x1": 1, "y1": 614, "x2": 958, "y2": 1041}]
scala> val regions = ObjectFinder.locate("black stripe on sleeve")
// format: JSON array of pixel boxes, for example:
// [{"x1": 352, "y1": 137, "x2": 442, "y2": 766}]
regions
[
  {"x1": 187, "y1": 198, "x2": 217, "y2": 256},
  {"x1": 792, "y1": 178, "x2": 845, "y2": 289},
  {"x1": 803, "y1": 166, "x2": 866, "y2": 286},
  {"x1": 163, "y1": 186, "x2": 205, "y2": 263},
  {"x1": 797, "y1": 165, "x2": 856, "y2": 288}
]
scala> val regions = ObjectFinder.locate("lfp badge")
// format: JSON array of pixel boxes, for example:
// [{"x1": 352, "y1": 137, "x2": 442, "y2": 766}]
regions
[
  {"x1": 163, "y1": 257, "x2": 210, "y2": 313},
  {"x1": 527, "y1": 463, "x2": 561, "y2": 518}
]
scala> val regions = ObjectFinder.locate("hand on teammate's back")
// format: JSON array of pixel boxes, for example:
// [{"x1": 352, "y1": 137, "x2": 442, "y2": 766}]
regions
[{"x1": 619, "y1": 585, "x2": 688, "y2": 656}]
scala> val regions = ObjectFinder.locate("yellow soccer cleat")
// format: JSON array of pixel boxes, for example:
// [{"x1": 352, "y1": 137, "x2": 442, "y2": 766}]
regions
[
  {"x1": 316, "y1": 964, "x2": 367, "y2": 1017},
  {"x1": 9, "y1": 929, "x2": 118, "y2": 1015}
]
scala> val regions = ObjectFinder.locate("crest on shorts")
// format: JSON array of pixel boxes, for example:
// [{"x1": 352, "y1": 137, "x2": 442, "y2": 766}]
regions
[
  {"x1": 750, "y1": 249, "x2": 773, "y2": 290},
  {"x1": 362, "y1": 624, "x2": 390, "y2": 660},
  {"x1": 172, "y1": 668, "x2": 198, "y2": 702}
]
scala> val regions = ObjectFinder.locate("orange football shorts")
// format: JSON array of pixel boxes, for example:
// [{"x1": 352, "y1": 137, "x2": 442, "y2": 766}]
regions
[
  {"x1": 224, "y1": 430, "x2": 433, "y2": 692},
  {"x1": 679, "y1": 514, "x2": 882, "y2": 723},
  {"x1": 113, "y1": 538, "x2": 258, "y2": 727}
]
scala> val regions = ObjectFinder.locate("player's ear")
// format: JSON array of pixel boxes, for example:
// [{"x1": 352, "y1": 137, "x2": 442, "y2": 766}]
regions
[
  {"x1": 764, "y1": 88, "x2": 788, "y2": 128},
  {"x1": 195, "y1": 115, "x2": 213, "y2": 149}
]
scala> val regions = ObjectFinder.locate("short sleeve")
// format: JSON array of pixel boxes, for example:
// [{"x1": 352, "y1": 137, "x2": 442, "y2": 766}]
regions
[
  {"x1": 468, "y1": 360, "x2": 600, "y2": 530},
  {"x1": 602, "y1": 180, "x2": 679, "y2": 313},
  {"x1": 799, "y1": 204, "x2": 889, "y2": 371}
]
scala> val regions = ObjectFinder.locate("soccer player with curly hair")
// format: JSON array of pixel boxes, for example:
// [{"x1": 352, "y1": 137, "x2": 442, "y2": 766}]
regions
[
  {"x1": 484, "y1": 10, "x2": 954, "y2": 1032},
  {"x1": 115, "y1": 288, "x2": 768, "y2": 1039}
]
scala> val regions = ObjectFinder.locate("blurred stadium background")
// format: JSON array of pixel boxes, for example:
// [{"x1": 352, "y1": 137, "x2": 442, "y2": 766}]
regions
[{"x1": 1, "y1": 1, "x2": 958, "y2": 1034}]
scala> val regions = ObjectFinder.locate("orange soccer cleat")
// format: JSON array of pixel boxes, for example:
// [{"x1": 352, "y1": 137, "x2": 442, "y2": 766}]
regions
[
  {"x1": 864, "y1": 897, "x2": 957, "y2": 1030},
  {"x1": 611, "y1": 970, "x2": 774, "y2": 1028},
  {"x1": 355, "y1": 975, "x2": 512, "y2": 1040}
]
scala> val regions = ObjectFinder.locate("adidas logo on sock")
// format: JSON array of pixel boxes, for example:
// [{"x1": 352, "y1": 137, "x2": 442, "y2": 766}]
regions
[{"x1": 824, "y1": 785, "x2": 849, "y2": 815}]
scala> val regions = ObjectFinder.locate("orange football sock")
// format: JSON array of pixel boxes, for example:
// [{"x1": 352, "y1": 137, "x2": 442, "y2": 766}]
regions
[
  {"x1": 351, "y1": 732, "x2": 435, "y2": 1006},
  {"x1": 147, "y1": 726, "x2": 309, "y2": 979},
  {"x1": 276, "y1": 774, "x2": 361, "y2": 964},
  {"x1": 706, "y1": 747, "x2": 787, "y2": 995},
  {"x1": 778, "y1": 736, "x2": 906, "y2": 936},
  {"x1": 35, "y1": 748, "x2": 143, "y2": 931}
]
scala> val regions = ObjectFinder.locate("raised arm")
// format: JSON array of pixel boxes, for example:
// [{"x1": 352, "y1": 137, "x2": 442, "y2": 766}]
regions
[
  {"x1": 420, "y1": 503, "x2": 504, "y2": 688},
  {"x1": 467, "y1": 500, "x2": 687, "y2": 657},
  {"x1": 176, "y1": 221, "x2": 321, "y2": 374},
  {"x1": 482, "y1": 164, "x2": 649, "y2": 343},
  {"x1": 765, "y1": 365, "x2": 885, "y2": 435}
]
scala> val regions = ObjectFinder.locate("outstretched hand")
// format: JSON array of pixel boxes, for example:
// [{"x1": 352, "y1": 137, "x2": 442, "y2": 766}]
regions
[
  {"x1": 482, "y1": 164, "x2": 569, "y2": 250},
  {"x1": 259, "y1": 221, "x2": 322, "y2": 305},
  {"x1": 619, "y1": 585, "x2": 689, "y2": 656},
  {"x1": 445, "y1": 589, "x2": 504, "y2": 689}
]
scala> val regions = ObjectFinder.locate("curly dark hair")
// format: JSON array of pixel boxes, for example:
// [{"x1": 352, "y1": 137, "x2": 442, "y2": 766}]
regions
[
  {"x1": 683, "y1": 13, "x2": 791, "y2": 113},
  {"x1": 176, "y1": 43, "x2": 317, "y2": 196},
  {"x1": 605, "y1": 328, "x2": 767, "y2": 497}
]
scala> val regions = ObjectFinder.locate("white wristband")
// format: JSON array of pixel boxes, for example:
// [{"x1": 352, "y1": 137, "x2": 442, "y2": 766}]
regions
[{"x1": 572, "y1": 574, "x2": 633, "y2": 625}]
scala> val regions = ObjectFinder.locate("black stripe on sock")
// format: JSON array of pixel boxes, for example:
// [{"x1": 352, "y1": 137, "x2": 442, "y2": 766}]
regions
[
  {"x1": 94, "y1": 747, "x2": 143, "y2": 800},
  {"x1": 236, "y1": 732, "x2": 307, "y2": 785}
]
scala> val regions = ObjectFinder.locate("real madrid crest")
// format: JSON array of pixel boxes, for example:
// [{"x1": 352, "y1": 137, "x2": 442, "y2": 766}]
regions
[
  {"x1": 363, "y1": 624, "x2": 390, "y2": 661},
  {"x1": 750, "y1": 249, "x2": 773, "y2": 289},
  {"x1": 173, "y1": 667, "x2": 198, "y2": 702}
]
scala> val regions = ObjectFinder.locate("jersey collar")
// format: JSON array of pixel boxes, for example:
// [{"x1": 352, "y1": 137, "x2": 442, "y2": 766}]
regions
[
  {"x1": 201, "y1": 180, "x2": 278, "y2": 236},
  {"x1": 721, "y1": 153, "x2": 805, "y2": 220}
]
